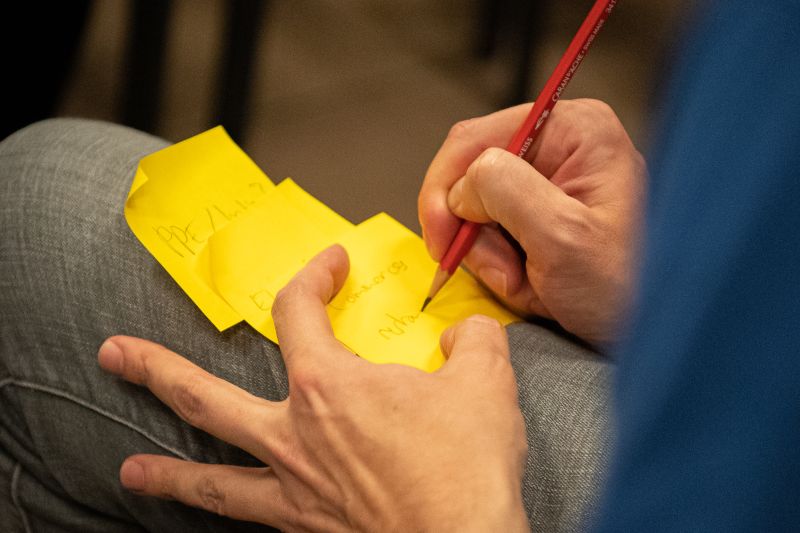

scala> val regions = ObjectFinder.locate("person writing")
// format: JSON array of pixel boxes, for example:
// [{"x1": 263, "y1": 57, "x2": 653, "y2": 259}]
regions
[
  {"x1": 1, "y1": 0, "x2": 798, "y2": 531},
  {"x1": 97, "y1": 97, "x2": 641, "y2": 531}
]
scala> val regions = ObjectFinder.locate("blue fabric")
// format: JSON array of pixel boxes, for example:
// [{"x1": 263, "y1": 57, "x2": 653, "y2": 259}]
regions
[{"x1": 594, "y1": 1, "x2": 800, "y2": 531}]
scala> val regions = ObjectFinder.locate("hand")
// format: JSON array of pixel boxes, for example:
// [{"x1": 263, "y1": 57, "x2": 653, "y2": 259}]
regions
[
  {"x1": 98, "y1": 245, "x2": 529, "y2": 532},
  {"x1": 419, "y1": 99, "x2": 646, "y2": 345}
]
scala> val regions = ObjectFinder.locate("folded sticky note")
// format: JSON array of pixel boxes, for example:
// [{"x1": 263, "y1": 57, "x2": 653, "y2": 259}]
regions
[
  {"x1": 126, "y1": 127, "x2": 519, "y2": 372},
  {"x1": 208, "y1": 178, "x2": 354, "y2": 340},
  {"x1": 125, "y1": 126, "x2": 274, "y2": 330}
]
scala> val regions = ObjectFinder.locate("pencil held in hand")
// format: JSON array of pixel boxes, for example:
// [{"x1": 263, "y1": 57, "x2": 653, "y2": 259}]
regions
[{"x1": 421, "y1": 0, "x2": 617, "y2": 311}]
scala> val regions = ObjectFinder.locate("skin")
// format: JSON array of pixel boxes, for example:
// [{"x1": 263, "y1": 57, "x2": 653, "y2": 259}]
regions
[
  {"x1": 419, "y1": 99, "x2": 646, "y2": 345},
  {"x1": 99, "y1": 246, "x2": 529, "y2": 532},
  {"x1": 100, "y1": 99, "x2": 644, "y2": 529}
]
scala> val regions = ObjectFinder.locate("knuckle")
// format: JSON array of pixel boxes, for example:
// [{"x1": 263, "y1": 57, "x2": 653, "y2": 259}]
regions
[
  {"x1": 272, "y1": 283, "x2": 302, "y2": 321},
  {"x1": 562, "y1": 98, "x2": 626, "y2": 142},
  {"x1": 542, "y1": 207, "x2": 593, "y2": 269},
  {"x1": 132, "y1": 350, "x2": 154, "y2": 387},
  {"x1": 556, "y1": 206, "x2": 592, "y2": 247},
  {"x1": 268, "y1": 438, "x2": 304, "y2": 480},
  {"x1": 467, "y1": 148, "x2": 507, "y2": 196},
  {"x1": 577, "y1": 97, "x2": 615, "y2": 117},
  {"x1": 289, "y1": 362, "x2": 323, "y2": 396},
  {"x1": 149, "y1": 464, "x2": 176, "y2": 500},
  {"x1": 484, "y1": 344, "x2": 512, "y2": 372},
  {"x1": 446, "y1": 118, "x2": 478, "y2": 141},
  {"x1": 464, "y1": 315, "x2": 504, "y2": 340},
  {"x1": 197, "y1": 476, "x2": 227, "y2": 516},
  {"x1": 472, "y1": 147, "x2": 506, "y2": 175},
  {"x1": 172, "y1": 371, "x2": 211, "y2": 427},
  {"x1": 580, "y1": 99, "x2": 628, "y2": 140}
]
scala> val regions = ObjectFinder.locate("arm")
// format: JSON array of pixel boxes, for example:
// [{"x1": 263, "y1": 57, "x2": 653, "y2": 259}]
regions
[{"x1": 593, "y1": 2, "x2": 800, "y2": 530}]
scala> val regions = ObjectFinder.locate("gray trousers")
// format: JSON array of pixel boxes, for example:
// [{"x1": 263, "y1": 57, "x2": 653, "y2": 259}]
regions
[{"x1": 0, "y1": 119, "x2": 611, "y2": 532}]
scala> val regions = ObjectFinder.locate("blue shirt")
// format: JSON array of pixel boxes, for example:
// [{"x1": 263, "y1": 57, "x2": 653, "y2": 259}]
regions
[{"x1": 593, "y1": 1, "x2": 800, "y2": 530}]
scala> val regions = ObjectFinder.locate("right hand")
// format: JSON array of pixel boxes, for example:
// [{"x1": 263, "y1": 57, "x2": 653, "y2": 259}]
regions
[{"x1": 418, "y1": 99, "x2": 646, "y2": 345}]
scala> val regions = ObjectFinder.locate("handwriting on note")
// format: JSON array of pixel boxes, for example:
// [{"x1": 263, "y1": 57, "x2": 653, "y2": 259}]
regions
[
  {"x1": 330, "y1": 260, "x2": 408, "y2": 311},
  {"x1": 125, "y1": 126, "x2": 275, "y2": 330},
  {"x1": 125, "y1": 127, "x2": 519, "y2": 372},
  {"x1": 154, "y1": 181, "x2": 268, "y2": 258},
  {"x1": 378, "y1": 313, "x2": 421, "y2": 339},
  {"x1": 321, "y1": 213, "x2": 518, "y2": 371}
]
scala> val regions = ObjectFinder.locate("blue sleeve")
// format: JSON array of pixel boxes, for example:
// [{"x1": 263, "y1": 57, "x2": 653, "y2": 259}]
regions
[{"x1": 592, "y1": 1, "x2": 800, "y2": 531}]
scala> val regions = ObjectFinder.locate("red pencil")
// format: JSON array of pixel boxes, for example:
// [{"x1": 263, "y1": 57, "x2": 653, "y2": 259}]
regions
[{"x1": 421, "y1": 0, "x2": 618, "y2": 311}]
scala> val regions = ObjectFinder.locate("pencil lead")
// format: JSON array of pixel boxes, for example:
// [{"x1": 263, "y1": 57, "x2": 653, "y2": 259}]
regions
[{"x1": 420, "y1": 297, "x2": 432, "y2": 313}]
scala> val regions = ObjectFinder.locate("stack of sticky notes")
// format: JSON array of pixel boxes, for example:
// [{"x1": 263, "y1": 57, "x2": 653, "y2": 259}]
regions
[{"x1": 125, "y1": 127, "x2": 518, "y2": 372}]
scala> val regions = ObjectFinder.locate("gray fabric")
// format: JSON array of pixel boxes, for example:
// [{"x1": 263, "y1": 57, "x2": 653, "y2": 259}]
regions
[{"x1": 0, "y1": 118, "x2": 611, "y2": 532}]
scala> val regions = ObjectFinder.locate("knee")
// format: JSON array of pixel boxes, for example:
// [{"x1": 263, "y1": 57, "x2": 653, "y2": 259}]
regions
[
  {"x1": 2, "y1": 117, "x2": 92, "y2": 147},
  {"x1": 1, "y1": 118, "x2": 166, "y2": 167},
  {"x1": 0, "y1": 118, "x2": 170, "y2": 254},
  {"x1": 0, "y1": 118, "x2": 169, "y2": 211}
]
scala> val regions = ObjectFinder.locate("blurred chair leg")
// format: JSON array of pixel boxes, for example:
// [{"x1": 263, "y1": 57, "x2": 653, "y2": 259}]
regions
[
  {"x1": 2, "y1": 1, "x2": 90, "y2": 138},
  {"x1": 474, "y1": 0, "x2": 504, "y2": 58},
  {"x1": 508, "y1": 0, "x2": 547, "y2": 106},
  {"x1": 472, "y1": 0, "x2": 548, "y2": 107},
  {"x1": 213, "y1": 0, "x2": 269, "y2": 143},
  {"x1": 120, "y1": 0, "x2": 172, "y2": 134}
]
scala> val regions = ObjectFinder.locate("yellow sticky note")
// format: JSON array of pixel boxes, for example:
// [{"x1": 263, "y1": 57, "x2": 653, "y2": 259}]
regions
[
  {"x1": 277, "y1": 178, "x2": 352, "y2": 235},
  {"x1": 209, "y1": 179, "x2": 352, "y2": 340},
  {"x1": 125, "y1": 126, "x2": 274, "y2": 330},
  {"x1": 211, "y1": 209, "x2": 517, "y2": 372},
  {"x1": 326, "y1": 213, "x2": 518, "y2": 372},
  {"x1": 126, "y1": 127, "x2": 519, "y2": 373}
]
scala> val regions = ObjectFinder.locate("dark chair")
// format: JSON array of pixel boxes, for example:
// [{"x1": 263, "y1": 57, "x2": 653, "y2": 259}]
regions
[
  {"x1": 474, "y1": 0, "x2": 550, "y2": 106},
  {"x1": 2, "y1": 2, "x2": 91, "y2": 139},
  {"x1": 120, "y1": 0, "x2": 269, "y2": 143}
]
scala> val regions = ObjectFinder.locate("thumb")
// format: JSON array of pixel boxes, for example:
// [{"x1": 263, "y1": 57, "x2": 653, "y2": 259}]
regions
[
  {"x1": 439, "y1": 315, "x2": 509, "y2": 368},
  {"x1": 447, "y1": 147, "x2": 584, "y2": 253}
]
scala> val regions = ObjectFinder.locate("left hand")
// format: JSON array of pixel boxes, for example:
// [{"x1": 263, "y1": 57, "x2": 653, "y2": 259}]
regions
[{"x1": 98, "y1": 245, "x2": 529, "y2": 532}]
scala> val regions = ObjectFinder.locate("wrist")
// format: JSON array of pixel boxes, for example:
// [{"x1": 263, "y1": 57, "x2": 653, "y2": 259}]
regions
[
  {"x1": 462, "y1": 484, "x2": 528, "y2": 533},
  {"x1": 397, "y1": 474, "x2": 528, "y2": 532}
]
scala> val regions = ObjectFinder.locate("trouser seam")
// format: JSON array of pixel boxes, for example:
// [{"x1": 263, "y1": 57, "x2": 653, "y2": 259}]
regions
[
  {"x1": 0, "y1": 378, "x2": 191, "y2": 461},
  {"x1": 11, "y1": 462, "x2": 33, "y2": 533}
]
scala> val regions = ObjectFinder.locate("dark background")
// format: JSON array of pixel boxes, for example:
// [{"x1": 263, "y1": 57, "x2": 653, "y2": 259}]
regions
[{"x1": 4, "y1": 0, "x2": 689, "y2": 231}]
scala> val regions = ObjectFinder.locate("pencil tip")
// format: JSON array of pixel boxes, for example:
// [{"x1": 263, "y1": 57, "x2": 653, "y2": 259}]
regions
[{"x1": 420, "y1": 297, "x2": 432, "y2": 313}]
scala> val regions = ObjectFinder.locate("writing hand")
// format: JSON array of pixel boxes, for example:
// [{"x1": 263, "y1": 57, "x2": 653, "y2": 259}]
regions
[
  {"x1": 98, "y1": 245, "x2": 529, "y2": 532},
  {"x1": 419, "y1": 99, "x2": 646, "y2": 345}
]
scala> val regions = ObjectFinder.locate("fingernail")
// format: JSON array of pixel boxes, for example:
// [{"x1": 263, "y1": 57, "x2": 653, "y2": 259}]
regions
[
  {"x1": 120, "y1": 459, "x2": 145, "y2": 491},
  {"x1": 478, "y1": 267, "x2": 508, "y2": 297},
  {"x1": 98, "y1": 339, "x2": 124, "y2": 375},
  {"x1": 447, "y1": 178, "x2": 465, "y2": 213},
  {"x1": 466, "y1": 314, "x2": 499, "y2": 327}
]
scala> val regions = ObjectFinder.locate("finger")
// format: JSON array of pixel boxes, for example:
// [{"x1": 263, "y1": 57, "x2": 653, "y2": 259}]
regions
[
  {"x1": 420, "y1": 99, "x2": 632, "y2": 262},
  {"x1": 439, "y1": 314, "x2": 510, "y2": 368},
  {"x1": 418, "y1": 104, "x2": 533, "y2": 260},
  {"x1": 438, "y1": 317, "x2": 522, "y2": 411},
  {"x1": 462, "y1": 226, "x2": 552, "y2": 318},
  {"x1": 447, "y1": 147, "x2": 587, "y2": 255},
  {"x1": 272, "y1": 244, "x2": 351, "y2": 371},
  {"x1": 523, "y1": 99, "x2": 632, "y2": 179},
  {"x1": 120, "y1": 455, "x2": 291, "y2": 527},
  {"x1": 98, "y1": 336, "x2": 281, "y2": 459}
]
